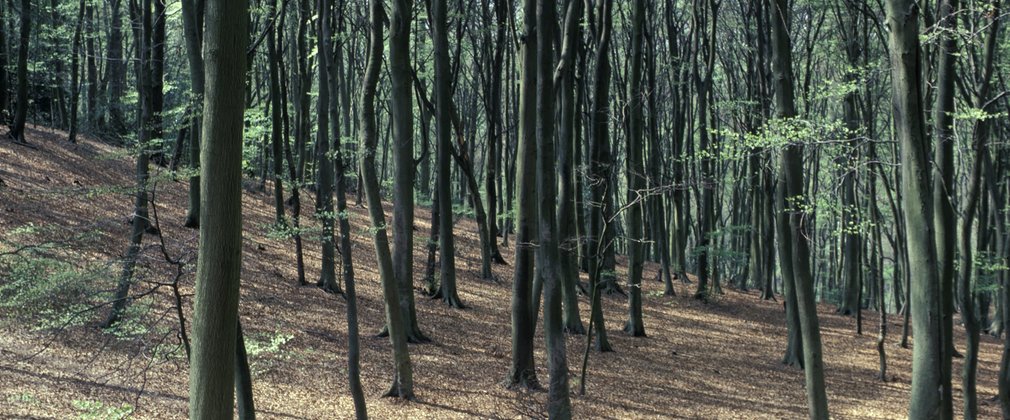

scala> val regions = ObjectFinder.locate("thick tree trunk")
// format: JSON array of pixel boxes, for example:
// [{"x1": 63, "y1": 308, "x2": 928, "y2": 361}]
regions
[
  {"x1": 884, "y1": 0, "x2": 948, "y2": 416},
  {"x1": 188, "y1": 0, "x2": 248, "y2": 415},
  {"x1": 389, "y1": 0, "x2": 425, "y2": 342},
  {"x1": 535, "y1": 0, "x2": 572, "y2": 416}
]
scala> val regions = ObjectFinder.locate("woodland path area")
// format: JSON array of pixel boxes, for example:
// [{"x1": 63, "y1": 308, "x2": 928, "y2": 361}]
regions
[{"x1": 0, "y1": 128, "x2": 1003, "y2": 419}]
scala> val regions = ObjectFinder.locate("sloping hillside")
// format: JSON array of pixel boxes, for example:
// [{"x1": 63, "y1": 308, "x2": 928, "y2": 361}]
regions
[{"x1": 0, "y1": 127, "x2": 1003, "y2": 419}]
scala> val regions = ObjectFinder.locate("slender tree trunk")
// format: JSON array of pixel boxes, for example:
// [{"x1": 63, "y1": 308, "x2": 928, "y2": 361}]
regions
[
  {"x1": 267, "y1": 0, "x2": 285, "y2": 226},
  {"x1": 770, "y1": 0, "x2": 828, "y2": 417},
  {"x1": 181, "y1": 0, "x2": 205, "y2": 228},
  {"x1": 68, "y1": 0, "x2": 85, "y2": 143},
  {"x1": 433, "y1": 0, "x2": 463, "y2": 308},
  {"x1": 623, "y1": 0, "x2": 646, "y2": 336},
  {"x1": 586, "y1": 0, "x2": 613, "y2": 352},
  {"x1": 315, "y1": 0, "x2": 340, "y2": 294},
  {"x1": 932, "y1": 1, "x2": 959, "y2": 412},
  {"x1": 8, "y1": 0, "x2": 30, "y2": 142},
  {"x1": 361, "y1": 0, "x2": 414, "y2": 399},
  {"x1": 508, "y1": 0, "x2": 541, "y2": 389},
  {"x1": 556, "y1": 0, "x2": 586, "y2": 334},
  {"x1": 959, "y1": 4, "x2": 1000, "y2": 416}
]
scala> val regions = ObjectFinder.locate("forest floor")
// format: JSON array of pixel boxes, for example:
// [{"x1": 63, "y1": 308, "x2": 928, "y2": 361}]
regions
[{"x1": 0, "y1": 126, "x2": 1003, "y2": 419}]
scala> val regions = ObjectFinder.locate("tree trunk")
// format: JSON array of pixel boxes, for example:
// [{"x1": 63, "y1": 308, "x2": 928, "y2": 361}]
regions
[
  {"x1": 556, "y1": 0, "x2": 586, "y2": 334},
  {"x1": 315, "y1": 0, "x2": 340, "y2": 294},
  {"x1": 508, "y1": 0, "x2": 541, "y2": 389},
  {"x1": 623, "y1": 0, "x2": 646, "y2": 336},
  {"x1": 188, "y1": 0, "x2": 248, "y2": 415},
  {"x1": 361, "y1": 0, "x2": 414, "y2": 399},
  {"x1": 390, "y1": 0, "x2": 425, "y2": 342},
  {"x1": 536, "y1": 0, "x2": 572, "y2": 416},
  {"x1": 68, "y1": 0, "x2": 85, "y2": 143},
  {"x1": 884, "y1": 0, "x2": 948, "y2": 416},
  {"x1": 8, "y1": 0, "x2": 30, "y2": 142},
  {"x1": 433, "y1": 0, "x2": 463, "y2": 308},
  {"x1": 181, "y1": 0, "x2": 205, "y2": 228},
  {"x1": 586, "y1": 0, "x2": 614, "y2": 352},
  {"x1": 770, "y1": 0, "x2": 829, "y2": 417}
]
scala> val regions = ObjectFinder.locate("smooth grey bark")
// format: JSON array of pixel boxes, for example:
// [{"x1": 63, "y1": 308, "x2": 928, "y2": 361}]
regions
[
  {"x1": 623, "y1": 0, "x2": 646, "y2": 337},
  {"x1": 361, "y1": 0, "x2": 414, "y2": 399},
  {"x1": 389, "y1": 0, "x2": 426, "y2": 342},
  {"x1": 188, "y1": 0, "x2": 248, "y2": 415},
  {"x1": 556, "y1": 0, "x2": 586, "y2": 334},
  {"x1": 433, "y1": 0, "x2": 463, "y2": 308},
  {"x1": 316, "y1": 0, "x2": 340, "y2": 294},
  {"x1": 181, "y1": 0, "x2": 204, "y2": 228},
  {"x1": 770, "y1": 0, "x2": 828, "y2": 417},
  {"x1": 932, "y1": 1, "x2": 958, "y2": 413},
  {"x1": 884, "y1": 0, "x2": 947, "y2": 417},
  {"x1": 508, "y1": 0, "x2": 541, "y2": 390},
  {"x1": 536, "y1": 0, "x2": 572, "y2": 416}
]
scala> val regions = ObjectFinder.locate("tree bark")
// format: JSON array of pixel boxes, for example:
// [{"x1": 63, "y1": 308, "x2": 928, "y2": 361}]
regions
[
  {"x1": 188, "y1": 0, "x2": 248, "y2": 415},
  {"x1": 770, "y1": 0, "x2": 829, "y2": 417},
  {"x1": 884, "y1": 0, "x2": 947, "y2": 416},
  {"x1": 361, "y1": 0, "x2": 414, "y2": 399}
]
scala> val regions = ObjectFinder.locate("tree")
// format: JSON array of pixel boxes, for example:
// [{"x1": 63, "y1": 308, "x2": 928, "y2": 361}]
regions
[
  {"x1": 556, "y1": 0, "x2": 586, "y2": 334},
  {"x1": 536, "y1": 0, "x2": 572, "y2": 416},
  {"x1": 316, "y1": 0, "x2": 340, "y2": 294},
  {"x1": 508, "y1": 0, "x2": 541, "y2": 390},
  {"x1": 360, "y1": 0, "x2": 414, "y2": 399},
  {"x1": 389, "y1": 0, "x2": 426, "y2": 342},
  {"x1": 932, "y1": 1, "x2": 959, "y2": 413},
  {"x1": 181, "y1": 0, "x2": 205, "y2": 228},
  {"x1": 692, "y1": 0, "x2": 717, "y2": 300},
  {"x1": 770, "y1": 0, "x2": 828, "y2": 417},
  {"x1": 884, "y1": 0, "x2": 947, "y2": 416},
  {"x1": 103, "y1": 0, "x2": 157, "y2": 328},
  {"x1": 68, "y1": 0, "x2": 85, "y2": 143},
  {"x1": 623, "y1": 0, "x2": 646, "y2": 337},
  {"x1": 433, "y1": 0, "x2": 463, "y2": 308},
  {"x1": 586, "y1": 0, "x2": 613, "y2": 352},
  {"x1": 958, "y1": 2, "x2": 1001, "y2": 416},
  {"x1": 188, "y1": 0, "x2": 248, "y2": 415},
  {"x1": 8, "y1": 0, "x2": 30, "y2": 143}
]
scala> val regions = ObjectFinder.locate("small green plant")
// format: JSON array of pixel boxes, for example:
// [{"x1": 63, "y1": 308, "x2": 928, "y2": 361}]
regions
[
  {"x1": 246, "y1": 331, "x2": 295, "y2": 375},
  {"x1": 72, "y1": 400, "x2": 134, "y2": 420}
]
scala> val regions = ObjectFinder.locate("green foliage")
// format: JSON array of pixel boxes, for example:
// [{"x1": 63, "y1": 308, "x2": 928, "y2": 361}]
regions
[
  {"x1": 72, "y1": 400, "x2": 134, "y2": 420},
  {"x1": 246, "y1": 331, "x2": 295, "y2": 376},
  {"x1": 0, "y1": 225, "x2": 109, "y2": 330}
]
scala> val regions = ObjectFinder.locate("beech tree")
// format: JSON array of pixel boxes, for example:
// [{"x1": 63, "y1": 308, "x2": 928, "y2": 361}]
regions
[{"x1": 188, "y1": 0, "x2": 248, "y2": 415}]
